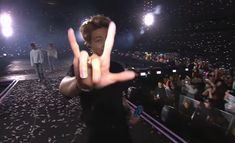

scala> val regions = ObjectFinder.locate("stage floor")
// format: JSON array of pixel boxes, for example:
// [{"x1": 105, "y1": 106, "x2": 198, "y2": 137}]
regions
[{"x1": 0, "y1": 78, "x2": 172, "y2": 143}]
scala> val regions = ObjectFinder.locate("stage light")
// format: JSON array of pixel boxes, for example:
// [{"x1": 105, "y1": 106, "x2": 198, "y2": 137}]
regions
[
  {"x1": 154, "y1": 5, "x2": 161, "y2": 15},
  {"x1": 0, "y1": 13, "x2": 12, "y2": 27},
  {"x1": 140, "y1": 72, "x2": 147, "y2": 77},
  {"x1": 156, "y1": 71, "x2": 161, "y2": 75},
  {"x1": 2, "y1": 26, "x2": 13, "y2": 38},
  {"x1": 185, "y1": 68, "x2": 189, "y2": 71},
  {"x1": 172, "y1": 69, "x2": 177, "y2": 73},
  {"x1": 0, "y1": 13, "x2": 13, "y2": 38},
  {"x1": 143, "y1": 13, "x2": 154, "y2": 26}
]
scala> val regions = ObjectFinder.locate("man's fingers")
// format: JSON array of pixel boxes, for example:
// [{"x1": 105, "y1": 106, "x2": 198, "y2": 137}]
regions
[
  {"x1": 91, "y1": 57, "x2": 101, "y2": 84},
  {"x1": 101, "y1": 22, "x2": 116, "y2": 65},
  {"x1": 111, "y1": 70, "x2": 135, "y2": 83},
  {"x1": 68, "y1": 28, "x2": 80, "y2": 58},
  {"x1": 79, "y1": 51, "x2": 89, "y2": 79}
]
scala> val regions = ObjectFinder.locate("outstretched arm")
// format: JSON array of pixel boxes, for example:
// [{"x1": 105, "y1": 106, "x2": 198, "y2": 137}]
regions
[{"x1": 59, "y1": 22, "x2": 135, "y2": 97}]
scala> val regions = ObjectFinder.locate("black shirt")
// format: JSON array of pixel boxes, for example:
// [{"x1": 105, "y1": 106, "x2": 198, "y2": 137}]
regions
[{"x1": 67, "y1": 61, "x2": 132, "y2": 143}]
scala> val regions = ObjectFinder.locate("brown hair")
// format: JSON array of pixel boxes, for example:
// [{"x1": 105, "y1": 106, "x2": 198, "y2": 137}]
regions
[
  {"x1": 30, "y1": 42, "x2": 36, "y2": 49},
  {"x1": 80, "y1": 15, "x2": 111, "y2": 46}
]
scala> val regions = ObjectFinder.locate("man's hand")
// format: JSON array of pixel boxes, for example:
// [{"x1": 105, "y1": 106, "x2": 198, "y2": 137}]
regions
[
  {"x1": 129, "y1": 110, "x2": 140, "y2": 125},
  {"x1": 68, "y1": 22, "x2": 135, "y2": 90}
]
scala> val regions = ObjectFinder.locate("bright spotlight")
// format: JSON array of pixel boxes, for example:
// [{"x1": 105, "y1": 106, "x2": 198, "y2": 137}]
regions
[
  {"x1": 0, "y1": 13, "x2": 12, "y2": 27},
  {"x1": 2, "y1": 26, "x2": 13, "y2": 37},
  {"x1": 185, "y1": 68, "x2": 189, "y2": 71},
  {"x1": 140, "y1": 72, "x2": 147, "y2": 77},
  {"x1": 143, "y1": 13, "x2": 154, "y2": 26},
  {"x1": 156, "y1": 71, "x2": 161, "y2": 75},
  {"x1": 172, "y1": 69, "x2": 177, "y2": 73}
]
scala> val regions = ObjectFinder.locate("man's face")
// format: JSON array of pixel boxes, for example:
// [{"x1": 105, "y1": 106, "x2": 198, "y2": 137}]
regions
[
  {"x1": 90, "y1": 27, "x2": 108, "y2": 56},
  {"x1": 158, "y1": 82, "x2": 163, "y2": 88}
]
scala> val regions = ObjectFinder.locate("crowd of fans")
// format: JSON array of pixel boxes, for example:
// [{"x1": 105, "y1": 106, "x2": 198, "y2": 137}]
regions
[
  {"x1": 115, "y1": 50, "x2": 235, "y2": 141},
  {"x1": 118, "y1": 49, "x2": 235, "y2": 113}
]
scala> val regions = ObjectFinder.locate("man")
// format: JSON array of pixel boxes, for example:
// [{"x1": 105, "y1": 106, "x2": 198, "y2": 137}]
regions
[
  {"x1": 30, "y1": 42, "x2": 45, "y2": 82},
  {"x1": 59, "y1": 15, "x2": 136, "y2": 143},
  {"x1": 47, "y1": 43, "x2": 58, "y2": 71},
  {"x1": 153, "y1": 81, "x2": 167, "y2": 114}
]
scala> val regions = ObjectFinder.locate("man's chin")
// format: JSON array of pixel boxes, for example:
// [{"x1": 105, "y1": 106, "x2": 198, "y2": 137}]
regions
[{"x1": 97, "y1": 51, "x2": 103, "y2": 56}]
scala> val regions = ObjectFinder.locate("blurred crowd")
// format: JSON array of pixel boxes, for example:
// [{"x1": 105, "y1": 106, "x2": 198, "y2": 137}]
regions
[
  {"x1": 118, "y1": 49, "x2": 235, "y2": 113},
  {"x1": 118, "y1": 51, "x2": 235, "y2": 140}
]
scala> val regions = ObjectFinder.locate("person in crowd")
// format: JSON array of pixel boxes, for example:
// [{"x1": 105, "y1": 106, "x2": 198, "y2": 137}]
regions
[
  {"x1": 47, "y1": 43, "x2": 58, "y2": 71},
  {"x1": 224, "y1": 90, "x2": 235, "y2": 113},
  {"x1": 164, "y1": 77, "x2": 176, "y2": 106},
  {"x1": 153, "y1": 81, "x2": 167, "y2": 113},
  {"x1": 211, "y1": 79, "x2": 227, "y2": 110}
]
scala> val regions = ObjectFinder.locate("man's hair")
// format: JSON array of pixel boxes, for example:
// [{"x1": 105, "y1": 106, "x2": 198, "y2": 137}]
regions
[
  {"x1": 49, "y1": 43, "x2": 54, "y2": 47},
  {"x1": 30, "y1": 43, "x2": 36, "y2": 48},
  {"x1": 80, "y1": 15, "x2": 111, "y2": 46}
]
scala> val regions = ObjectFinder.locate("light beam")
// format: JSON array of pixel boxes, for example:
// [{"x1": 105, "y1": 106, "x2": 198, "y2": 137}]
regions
[{"x1": 143, "y1": 13, "x2": 154, "y2": 26}]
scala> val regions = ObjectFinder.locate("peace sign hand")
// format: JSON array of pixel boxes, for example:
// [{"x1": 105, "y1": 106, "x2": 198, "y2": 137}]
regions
[{"x1": 68, "y1": 22, "x2": 135, "y2": 90}]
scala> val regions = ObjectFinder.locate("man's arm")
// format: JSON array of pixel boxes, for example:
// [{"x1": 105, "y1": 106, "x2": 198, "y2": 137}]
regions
[
  {"x1": 30, "y1": 51, "x2": 34, "y2": 66},
  {"x1": 59, "y1": 23, "x2": 135, "y2": 97},
  {"x1": 59, "y1": 76, "x2": 80, "y2": 97},
  {"x1": 39, "y1": 50, "x2": 44, "y2": 63}
]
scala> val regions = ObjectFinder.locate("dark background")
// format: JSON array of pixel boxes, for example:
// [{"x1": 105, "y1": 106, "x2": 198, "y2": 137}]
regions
[{"x1": 0, "y1": 0, "x2": 234, "y2": 67}]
